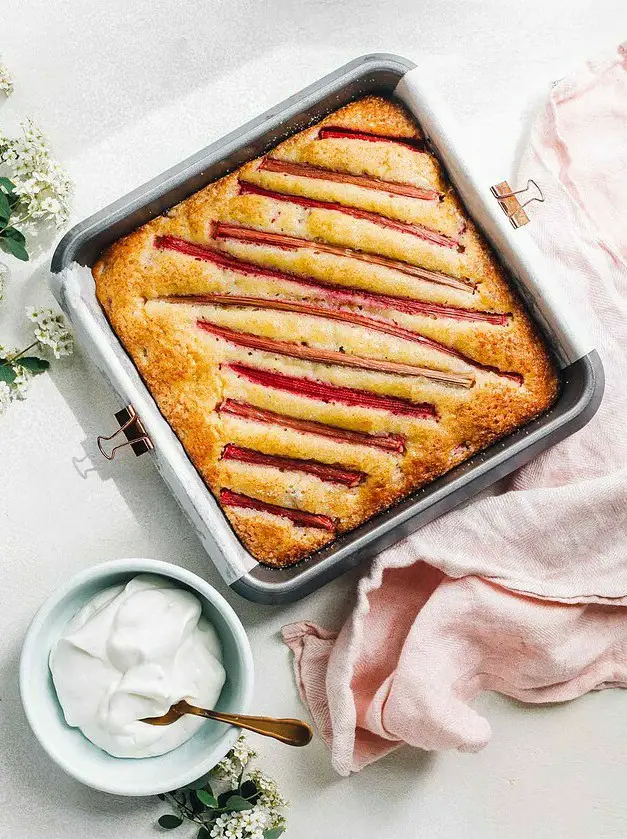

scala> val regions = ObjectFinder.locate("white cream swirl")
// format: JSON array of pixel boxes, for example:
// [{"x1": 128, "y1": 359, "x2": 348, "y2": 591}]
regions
[{"x1": 49, "y1": 574, "x2": 226, "y2": 758}]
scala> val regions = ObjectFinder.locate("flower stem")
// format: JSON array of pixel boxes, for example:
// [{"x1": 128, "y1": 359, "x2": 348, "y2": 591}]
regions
[
  {"x1": 0, "y1": 341, "x2": 38, "y2": 366},
  {"x1": 165, "y1": 792, "x2": 198, "y2": 825},
  {"x1": 12, "y1": 206, "x2": 37, "y2": 228}
]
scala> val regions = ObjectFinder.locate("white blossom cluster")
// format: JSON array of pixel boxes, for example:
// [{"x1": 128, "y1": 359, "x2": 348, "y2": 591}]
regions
[
  {"x1": 0, "y1": 119, "x2": 72, "y2": 227},
  {"x1": 209, "y1": 805, "x2": 285, "y2": 839},
  {"x1": 0, "y1": 344, "x2": 34, "y2": 415},
  {"x1": 247, "y1": 771, "x2": 287, "y2": 810},
  {"x1": 212, "y1": 736, "x2": 258, "y2": 785},
  {"x1": 27, "y1": 307, "x2": 74, "y2": 358},
  {"x1": 0, "y1": 58, "x2": 12, "y2": 97},
  {"x1": 206, "y1": 738, "x2": 287, "y2": 838},
  {"x1": 160, "y1": 736, "x2": 288, "y2": 839},
  {"x1": 0, "y1": 58, "x2": 74, "y2": 419},
  {"x1": 12, "y1": 362, "x2": 33, "y2": 399},
  {"x1": 0, "y1": 309, "x2": 73, "y2": 417}
]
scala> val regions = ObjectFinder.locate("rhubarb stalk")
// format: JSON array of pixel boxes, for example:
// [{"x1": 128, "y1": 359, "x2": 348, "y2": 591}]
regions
[
  {"x1": 157, "y1": 232, "x2": 504, "y2": 322},
  {"x1": 218, "y1": 399, "x2": 406, "y2": 452},
  {"x1": 238, "y1": 181, "x2": 461, "y2": 250},
  {"x1": 221, "y1": 443, "x2": 365, "y2": 487},
  {"x1": 190, "y1": 293, "x2": 462, "y2": 353},
  {"x1": 198, "y1": 320, "x2": 474, "y2": 387},
  {"x1": 213, "y1": 223, "x2": 474, "y2": 292},
  {"x1": 227, "y1": 363, "x2": 438, "y2": 420},
  {"x1": 258, "y1": 158, "x2": 441, "y2": 202},
  {"x1": 219, "y1": 488, "x2": 335, "y2": 531},
  {"x1": 175, "y1": 294, "x2": 518, "y2": 381},
  {"x1": 317, "y1": 126, "x2": 428, "y2": 153}
]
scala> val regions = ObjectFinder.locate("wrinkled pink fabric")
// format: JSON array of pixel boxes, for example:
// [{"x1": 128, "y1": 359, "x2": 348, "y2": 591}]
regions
[{"x1": 283, "y1": 44, "x2": 627, "y2": 776}]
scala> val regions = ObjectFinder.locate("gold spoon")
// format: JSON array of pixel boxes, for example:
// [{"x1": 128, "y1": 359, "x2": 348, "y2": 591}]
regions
[{"x1": 141, "y1": 700, "x2": 313, "y2": 747}]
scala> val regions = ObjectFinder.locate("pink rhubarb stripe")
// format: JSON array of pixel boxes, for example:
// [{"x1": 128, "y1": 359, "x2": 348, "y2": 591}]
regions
[
  {"x1": 237, "y1": 181, "x2": 461, "y2": 251},
  {"x1": 212, "y1": 223, "x2": 474, "y2": 292},
  {"x1": 173, "y1": 293, "x2": 517, "y2": 381},
  {"x1": 218, "y1": 399, "x2": 405, "y2": 453},
  {"x1": 317, "y1": 126, "x2": 428, "y2": 153},
  {"x1": 226, "y1": 363, "x2": 439, "y2": 420},
  {"x1": 220, "y1": 489, "x2": 335, "y2": 532},
  {"x1": 157, "y1": 232, "x2": 498, "y2": 318},
  {"x1": 221, "y1": 443, "x2": 365, "y2": 487},
  {"x1": 198, "y1": 320, "x2": 474, "y2": 388},
  {"x1": 258, "y1": 157, "x2": 441, "y2": 202}
]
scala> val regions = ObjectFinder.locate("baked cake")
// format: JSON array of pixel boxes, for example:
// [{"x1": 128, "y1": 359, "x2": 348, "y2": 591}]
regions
[{"x1": 93, "y1": 96, "x2": 559, "y2": 566}]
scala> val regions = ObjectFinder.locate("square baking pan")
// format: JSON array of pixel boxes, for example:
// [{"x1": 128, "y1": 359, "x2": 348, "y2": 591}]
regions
[{"x1": 50, "y1": 54, "x2": 604, "y2": 604}]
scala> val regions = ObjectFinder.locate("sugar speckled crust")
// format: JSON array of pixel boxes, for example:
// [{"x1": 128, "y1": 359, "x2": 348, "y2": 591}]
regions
[{"x1": 93, "y1": 96, "x2": 559, "y2": 567}]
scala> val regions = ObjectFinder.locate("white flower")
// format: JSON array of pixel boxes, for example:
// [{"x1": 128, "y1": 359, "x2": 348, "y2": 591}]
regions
[
  {"x1": 0, "y1": 58, "x2": 13, "y2": 97},
  {"x1": 209, "y1": 806, "x2": 272, "y2": 839},
  {"x1": 0, "y1": 262, "x2": 7, "y2": 302},
  {"x1": 248, "y1": 771, "x2": 287, "y2": 810},
  {"x1": 0, "y1": 119, "x2": 71, "y2": 228},
  {"x1": 202, "y1": 737, "x2": 286, "y2": 838},
  {"x1": 0, "y1": 381, "x2": 12, "y2": 415},
  {"x1": 27, "y1": 307, "x2": 73, "y2": 358},
  {"x1": 212, "y1": 736, "x2": 258, "y2": 784},
  {"x1": 232, "y1": 737, "x2": 257, "y2": 767},
  {"x1": 0, "y1": 346, "x2": 32, "y2": 403},
  {"x1": 12, "y1": 364, "x2": 33, "y2": 399}
]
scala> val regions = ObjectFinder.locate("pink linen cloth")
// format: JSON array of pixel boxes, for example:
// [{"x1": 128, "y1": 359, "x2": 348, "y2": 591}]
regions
[{"x1": 282, "y1": 44, "x2": 627, "y2": 775}]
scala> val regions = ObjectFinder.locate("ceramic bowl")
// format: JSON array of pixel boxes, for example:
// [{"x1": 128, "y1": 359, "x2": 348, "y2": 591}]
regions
[{"x1": 19, "y1": 558, "x2": 254, "y2": 796}]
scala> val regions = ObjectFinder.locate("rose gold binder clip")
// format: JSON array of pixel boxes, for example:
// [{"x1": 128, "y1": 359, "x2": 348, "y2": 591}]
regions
[
  {"x1": 97, "y1": 404, "x2": 154, "y2": 460},
  {"x1": 490, "y1": 179, "x2": 544, "y2": 229}
]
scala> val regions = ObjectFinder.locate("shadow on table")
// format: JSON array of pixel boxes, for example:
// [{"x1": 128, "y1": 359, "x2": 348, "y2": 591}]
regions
[
  {"x1": 23, "y1": 257, "x2": 370, "y2": 628},
  {"x1": 280, "y1": 727, "x2": 436, "y2": 811},
  {"x1": 7, "y1": 260, "x2": 435, "y2": 814},
  {"x1": 0, "y1": 640, "x2": 157, "y2": 815}
]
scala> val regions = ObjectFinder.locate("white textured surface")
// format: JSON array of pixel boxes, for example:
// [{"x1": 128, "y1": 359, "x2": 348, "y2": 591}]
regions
[{"x1": 0, "y1": 2, "x2": 625, "y2": 838}]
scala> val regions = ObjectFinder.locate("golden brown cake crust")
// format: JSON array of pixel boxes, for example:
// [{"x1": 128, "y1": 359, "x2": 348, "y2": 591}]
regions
[{"x1": 93, "y1": 96, "x2": 559, "y2": 567}]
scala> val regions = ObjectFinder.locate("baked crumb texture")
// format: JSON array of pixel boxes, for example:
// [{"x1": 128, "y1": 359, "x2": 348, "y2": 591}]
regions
[{"x1": 93, "y1": 96, "x2": 559, "y2": 567}]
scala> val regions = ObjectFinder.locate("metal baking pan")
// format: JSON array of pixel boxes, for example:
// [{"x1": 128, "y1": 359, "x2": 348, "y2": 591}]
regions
[{"x1": 51, "y1": 53, "x2": 604, "y2": 604}]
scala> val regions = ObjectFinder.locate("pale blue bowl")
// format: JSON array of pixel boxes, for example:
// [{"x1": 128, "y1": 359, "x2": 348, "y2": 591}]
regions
[{"x1": 19, "y1": 558, "x2": 254, "y2": 796}]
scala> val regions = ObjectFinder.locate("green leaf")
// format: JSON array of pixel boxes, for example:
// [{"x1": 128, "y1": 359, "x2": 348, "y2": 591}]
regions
[
  {"x1": 0, "y1": 364, "x2": 17, "y2": 384},
  {"x1": 196, "y1": 789, "x2": 218, "y2": 809},
  {"x1": 217, "y1": 792, "x2": 232, "y2": 809},
  {"x1": 187, "y1": 778, "x2": 213, "y2": 792},
  {"x1": 224, "y1": 795, "x2": 254, "y2": 812},
  {"x1": 197, "y1": 829, "x2": 210, "y2": 839},
  {"x1": 0, "y1": 177, "x2": 15, "y2": 194},
  {"x1": 2, "y1": 225, "x2": 26, "y2": 243},
  {"x1": 240, "y1": 780, "x2": 259, "y2": 803},
  {"x1": 0, "y1": 235, "x2": 28, "y2": 261},
  {"x1": 0, "y1": 191, "x2": 10, "y2": 223},
  {"x1": 16, "y1": 356, "x2": 49, "y2": 373},
  {"x1": 158, "y1": 814, "x2": 183, "y2": 829},
  {"x1": 264, "y1": 828, "x2": 285, "y2": 839}
]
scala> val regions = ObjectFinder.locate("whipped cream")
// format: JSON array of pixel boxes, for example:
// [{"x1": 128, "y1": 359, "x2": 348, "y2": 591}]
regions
[{"x1": 49, "y1": 574, "x2": 226, "y2": 758}]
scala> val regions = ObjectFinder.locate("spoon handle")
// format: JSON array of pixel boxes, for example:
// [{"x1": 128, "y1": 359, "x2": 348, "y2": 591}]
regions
[{"x1": 183, "y1": 704, "x2": 313, "y2": 747}]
